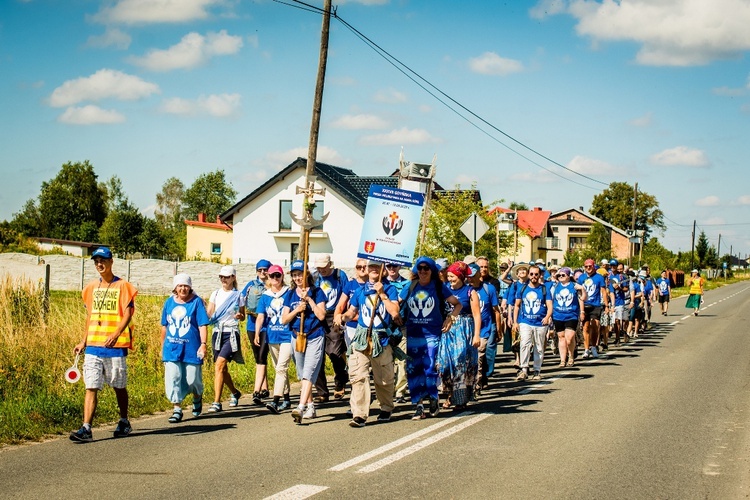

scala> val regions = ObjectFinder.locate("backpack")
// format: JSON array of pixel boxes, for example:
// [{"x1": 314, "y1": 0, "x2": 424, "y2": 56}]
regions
[{"x1": 243, "y1": 280, "x2": 265, "y2": 315}]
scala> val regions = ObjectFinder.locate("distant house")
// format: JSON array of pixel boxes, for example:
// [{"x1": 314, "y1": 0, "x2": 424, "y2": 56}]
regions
[
  {"x1": 35, "y1": 237, "x2": 102, "y2": 257},
  {"x1": 489, "y1": 206, "x2": 559, "y2": 264},
  {"x1": 547, "y1": 207, "x2": 631, "y2": 265},
  {"x1": 221, "y1": 158, "x2": 401, "y2": 268},
  {"x1": 185, "y1": 213, "x2": 233, "y2": 262}
]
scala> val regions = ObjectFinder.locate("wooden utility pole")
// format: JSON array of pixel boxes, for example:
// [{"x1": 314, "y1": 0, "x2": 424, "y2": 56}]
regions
[
  {"x1": 690, "y1": 220, "x2": 696, "y2": 270},
  {"x1": 629, "y1": 183, "x2": 638, "y2": 267},
  {"x1": 296, "y1": 0, "x2": 333, "y2": 258}
]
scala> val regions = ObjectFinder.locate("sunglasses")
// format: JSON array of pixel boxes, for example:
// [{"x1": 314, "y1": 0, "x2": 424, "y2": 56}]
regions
[
  {"x1": 385, "y1": 264, "x2": 399, "y2": 269},
  {"x1": 417, "y1": 265, "x2": 431, "y2": 271},
  {"x1": 269, "y1": 273, "x2": 282, "y2": 279},
  {"x1": 257, "y1": 268, "x2": 268, "y2": 272},
  {"x1": 528, "y1": 273, "x2": 540, "y2": 277},
  {"x1": 355, "y1": 265, "x2": 367, "y2": 270}
]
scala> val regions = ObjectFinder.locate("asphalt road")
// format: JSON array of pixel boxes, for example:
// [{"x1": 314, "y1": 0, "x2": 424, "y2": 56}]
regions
[{"x1": 3, "y1": 282, "x2": 750, "y2": 499}]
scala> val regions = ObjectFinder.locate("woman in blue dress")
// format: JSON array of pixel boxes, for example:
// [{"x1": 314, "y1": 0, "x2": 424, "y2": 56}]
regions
[
  {"x1": 437, "y1": 261, "x2": 481, "y2": 410},
  {"x1": 550, "y1": 267, "x2": 586, "y2": 367},
  {"x1": 399, "y1": 256, "x2": 461, "y2": 420}
]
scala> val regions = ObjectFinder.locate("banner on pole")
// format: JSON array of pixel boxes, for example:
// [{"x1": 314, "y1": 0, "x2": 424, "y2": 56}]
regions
[{"x1": 357, "y1": 185, "x2": 425, "y2": 266}]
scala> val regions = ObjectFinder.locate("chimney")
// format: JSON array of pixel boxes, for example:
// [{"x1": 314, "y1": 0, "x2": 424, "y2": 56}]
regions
[
  {"x1": 198, "y1": 213, "x2": 206, "y2": 223},
  {"x1": 533, "y1": 207, "x2": 542, "y2": 211},
  {"x1": 579, "y1": 206, "x2": 584, "y2": 212}
]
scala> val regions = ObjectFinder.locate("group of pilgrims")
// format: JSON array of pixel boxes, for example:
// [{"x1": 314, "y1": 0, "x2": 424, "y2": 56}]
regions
[{"x1": 161, "y1": 253, "x2": 679, "y2": 427}]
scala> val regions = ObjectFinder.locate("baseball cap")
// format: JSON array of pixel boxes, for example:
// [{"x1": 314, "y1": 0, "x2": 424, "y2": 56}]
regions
[
  {"x1": 173, "y1": 273, "x2": 192, "y2": 291},
  {"x1": 468, "y1": 263, "x2": 480, "y2": 277},
  {"x1": 314, "y1": 254, "x2": 332, "y2": 268},
  {"x1": 435, "y1": 258, "x2": 448, "y2": 271},
  {"x1": 268, "y1": 264, "x2": 284, "y2": 276},
  {"x1": 291, "y1": 260, "x2": 306, "y2": 273},
  {"x1": 91, "y1": 246, "x2": 112, "y2": 259},
  {"x1": 600, "y1": 259, "x2": 609, "y2": 265},
  {"x1": 219, "y1": 265, "x2": 236, "y2": 277},
  {"x1": 256, "y1": 259, "x2": 271, "y2": 270}
]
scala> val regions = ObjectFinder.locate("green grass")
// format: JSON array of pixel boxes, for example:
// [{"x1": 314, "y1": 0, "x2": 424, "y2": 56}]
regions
[{"x1": 0, "y1": 280, "x2": 306, "y2": 446}]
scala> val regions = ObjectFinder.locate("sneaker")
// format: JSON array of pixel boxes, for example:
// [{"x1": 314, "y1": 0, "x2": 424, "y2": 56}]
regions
[
  {"x1": 113, "y1": 419, "x2": 131, "y2": 438},
  {"x1": 412, "y1": 404, "x2": 426, "y2": 420},
  {"x1": 590, "y1": 346, "x2": 599, "y2": 358},
  {"x1": 582, "y1": 349, "x2": 591, "y2": 359},
  {"x1": 252, "y1": 392, "x2": 262, "y2": 406},
  {"x1": 266, "y1": 401, "x2": 281, "y2": 414},
  {"x1": 259, "y1": 389, "x2": 270, "y2": 399},
  {"x1": 303, "y1": 405, "x2": 317, "y2": 419},
  {"x1": 208, "y1": 402, "x2": 222, "y2": 413},
  {"x1": 377, "y1": 411, "x2": 391, "y2": 422},
  {"x1": 292, "y1": 406, "x2": 304, "y2": 424},
  {"x1": 192, "y1": 398, "x2": 202, "y2": 417},
  {"x1": 279, "y1": 400, "x2": 292, "y2": 412},
  {"x1": 516, "y1": 370, "x2": 528, "y2": 381},
  {"x1": 530, "y1": 371, "x2": 541, "y2": 381},
  {"x1": 394, "y1": 396, "x2": 406, "y2": 404},
  {"x1": 349, "y1": 416, "x2": 366, "y2": 427},
  {"x1": 69, "y1": 425, "x2": 93, "y2": 443},
  {"x1": 428, "y1": 397, "x2": 440, "y2": 417},
  {"x1": 601, "y1": 344, "x2": 608, "y2": 352},
  {"x1": 229, "y1": 392, "x2": 241, "y2": 407}
]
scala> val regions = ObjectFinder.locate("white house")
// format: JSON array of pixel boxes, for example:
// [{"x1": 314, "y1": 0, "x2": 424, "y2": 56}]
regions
[{"x1": 221, "y1": 158, "x2": 399, "y2": 268}]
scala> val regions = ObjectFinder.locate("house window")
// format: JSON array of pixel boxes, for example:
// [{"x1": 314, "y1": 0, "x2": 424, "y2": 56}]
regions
[
  {"x1": 569, "y1": 237, "x2": 586, "y2": 250},
  {"x1": 210, "y1": 242, "x2": 222, "y2": 255},
  {"x1": 279, "y1": 200, "x2": 292, "y2": 231},
  {"x1": 290, "y1": 243, "x2": 299, "y2": 262},
  {"x1": 551, "y1": 258, "x2": 558, "y2": 265},
  {"x1": 311, "y1": 201, "x2": 325, "y2": 231},
  {"x1": 552, "y1": 226, "x2": 558, "y2": 232}
]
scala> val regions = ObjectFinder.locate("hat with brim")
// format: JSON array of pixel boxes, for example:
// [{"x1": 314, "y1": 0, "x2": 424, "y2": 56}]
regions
[
  {"x1": 173, "y1": 273, "x2": 192, "y2": 291},
  {"x1": 511, "y1": 262, "x2": 530, "y2": 281},
  {"x1": 219, "y1": 265, "x2": 236, "y2": 277}
]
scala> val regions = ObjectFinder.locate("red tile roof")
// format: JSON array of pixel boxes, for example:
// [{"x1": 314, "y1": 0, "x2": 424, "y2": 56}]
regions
[{"x1": 488, "y1": 207, "x2": 551, "y2": 238}]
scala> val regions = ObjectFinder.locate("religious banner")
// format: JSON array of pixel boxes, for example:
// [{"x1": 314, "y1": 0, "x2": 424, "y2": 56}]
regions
[{"x1": 357, "y1": 185, "x2": 425, "y2": 266}]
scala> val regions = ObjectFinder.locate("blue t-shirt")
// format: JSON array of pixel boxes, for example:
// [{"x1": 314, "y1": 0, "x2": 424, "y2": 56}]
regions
[
  {"x1": 473, "y1": 283, "x2": 499, "y2": 339},
  {"x1": 451, "y1": 284, "x2": 474, "y2": 317},
  {"x1": 342, "y1": 279, "x2": 366, "y2": 329},
  {"x1": 516, "y1": 282, "x2": 551, "y2": 326},
  {"x1": 643, "y1": 278, "x2": 654, "y2": 303},
  {"x1": 578, "y1": 272, "x2": 607, "y2": 307},
  {"x1": 551, "y1": 282, "x2": 580, "y2": 322},
  {"x1": 257, "y1": 287, "x2": 292, "y2": 344},
  {"x1": 399, "y1": 281, "x2": 455, "y2": 331},
  {"x1": 349, "y1": 282, "x2": 399, "y2": 330},
  {"x1": 160, "y1": 294, "x2": 210, "y2": 365},
  {"x1": 632, "y1": 280, "x2": 645, "y2": 307},
  {"x1": 315, "y1": 269, "x2": 349, "y2": 312},
  {"x1": 656, "y1": 277, "x2": 671, "y2": 296},
  {"x1": 283, "y1": 287, "x2": 327, "y2": 339}
]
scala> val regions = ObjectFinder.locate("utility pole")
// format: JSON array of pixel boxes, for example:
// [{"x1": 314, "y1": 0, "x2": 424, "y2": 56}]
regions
[
  {"x1": 690, "y1": 220, "x2": 696, "y2": 270},
  {"x1": 296, "y1": 0, "x2": 332, "y2": 258},
  {"x1": 717, "y1": 233, "x2": 722, "y2": 276},
  {"x1": 629, "y1": 183, "x2": 638, "y2": 267}
]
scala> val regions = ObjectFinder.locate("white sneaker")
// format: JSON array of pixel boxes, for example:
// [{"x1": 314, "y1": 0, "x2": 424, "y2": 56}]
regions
[
  {"x1": 590, "y1": 346, "x2": 599, "y2": 358},
  {"x1": 303, "y1": 404, "x2": 317, "y2": 419}
]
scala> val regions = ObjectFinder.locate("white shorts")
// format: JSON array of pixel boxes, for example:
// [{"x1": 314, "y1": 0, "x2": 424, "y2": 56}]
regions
[
  {"x1": 83, "y1": 354, "x2": 128, "y2": 390},
  {"x1": 613, "y1": 305, "x2": 625, "y2": 321}
]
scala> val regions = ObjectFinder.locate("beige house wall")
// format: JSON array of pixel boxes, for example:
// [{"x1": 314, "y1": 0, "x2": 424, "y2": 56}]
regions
[{"x1": 186, "y1": 225, "x2": 233, "y2": 263}]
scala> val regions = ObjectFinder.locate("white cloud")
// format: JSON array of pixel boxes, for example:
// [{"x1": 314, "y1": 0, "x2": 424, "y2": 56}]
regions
[
  {"x1": 566, "y1": 155, "x2": 622, "y2": 176},
  {"x1": 695, "y1": 195, "x2": 720, "y2": 207},
  {"x1": 129, "y1": 30, "x2": 242, "y2": 71},
  {"x1": 86, "y1": 28, "x2": 132, "y2": 50},
  {"x1": 330, "y1": 114, "x2": 388, "y2": 130},
  {"x1": 373, "y1": 88, "x2": 407, "y2": 104},
  {"x1": 650, "y1": 146, "x2": 710, "y2": 167},
  {"x1": 468, "y1": 52, "x2": 524, "y2": 76},
  {"x1": 712, "y1": 86, "x2": 745, "y2": 97},
  {"x1": 160, "y1": 93, "x2": 241, "y2": 117},
  {"x1": 359, "y1": 127, "x2": 440, "y2": 146},
  {"x1": 508, "y1": 171, "x2": 555, "y2": 183},
  {"x1": 57, "y1": 105, "x2": 126, "y2": 125},
  {"x1": 49, "y1": 69, "x2": 159, "y2": 107},
  {"x1": 263, "y1": 146, "x2": 347, "y2": 170},
  {"x1": 564, "y1": 0, "x2": 750, "y2": 66},
  {"x1": 737, "y1": 195, "x2": 750, "y2": 205},
  {"x1": 629, "y1": 112, "x2": 653, "y2": 127},
  {"x1": 91, "y1": 0, "x2": 221, "y2": 24}
]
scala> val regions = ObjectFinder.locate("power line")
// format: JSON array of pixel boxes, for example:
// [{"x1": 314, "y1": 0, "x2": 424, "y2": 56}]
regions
[{"x1": 278, "y1": 0, "x2": 610, "y2": 190}]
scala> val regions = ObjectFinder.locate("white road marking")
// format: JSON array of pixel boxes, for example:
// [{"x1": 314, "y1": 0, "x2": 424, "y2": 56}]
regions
[
  {"x1": 681, "y1": 315, "x2": 692, "y2": 320},
  {"x1": 328, "y1": 416, "x2": 463, "y2": 472},
  {"x1": 356, "y1": 413, "x2": 491, "y2": 473},
  {"x1": 669, "y1": 321, "x2": 680, "y2": 326},
  {"x1": 263, "y1": 485, "x2": 329, "y2": 500}
]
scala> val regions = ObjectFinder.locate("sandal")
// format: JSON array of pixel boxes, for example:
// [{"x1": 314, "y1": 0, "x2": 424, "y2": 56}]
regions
[
  {"x1": 192, "y1": 398, "x2": 202, "y2": 417},
  {"x1": 441, "y1": 400, "x2": 452, "y2": 410},
  {"x1": 208, "y1": 402, "x2": 222, "y2": 413},
  {"x1": 168, "y1": 409, "x2": 183, "y2": 423}
]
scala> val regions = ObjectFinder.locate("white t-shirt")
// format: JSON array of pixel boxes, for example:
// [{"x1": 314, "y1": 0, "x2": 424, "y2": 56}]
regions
[{"x1": 209, "y1": 288, "x2": 245, "y2": 331}]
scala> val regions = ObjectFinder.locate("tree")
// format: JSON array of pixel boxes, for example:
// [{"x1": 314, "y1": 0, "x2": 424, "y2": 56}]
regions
[
  {"x1": 182, "y1": 170, "x2": 237, "y2": 222},
  {"x1": 421, "y1": 186, "x2": 511, "y2": 264},
  {"x1": 139, "y1": 217, "x2": 168, "y2": 258},
  {"x1": 155, "y1": 177, "x2": 185, "y2": 231},
  {"x1": 509, "y1": 201, "x2": 528, "y2": 211},
  {"x1": 103, "y1": 175, "x2": 129, "y2": 213},
  {"x1": 586, "y1": 222, "x2": 612, "y2": 261},
  {"x1": 695, "y1": 230, "x2": 710, "y2": 268},
  {"x1": 99, "y1": 205, "x2": 144, "y2": 257},
  {"x1": 590, "y1": 182, "x2": 665, "y2": 239},
  {"x1": 13, "y1": 161, "x2": 107, "y2": 240}
]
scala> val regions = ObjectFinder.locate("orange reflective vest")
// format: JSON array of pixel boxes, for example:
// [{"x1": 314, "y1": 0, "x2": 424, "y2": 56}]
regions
[{"x1": 82, "y1": 278, "x2": 138, "y2": 349}]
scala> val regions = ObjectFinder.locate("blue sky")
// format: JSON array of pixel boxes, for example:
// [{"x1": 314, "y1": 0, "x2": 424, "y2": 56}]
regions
[{"x1": 1, "y1": 0, "x2": 749, "y2": 256}]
